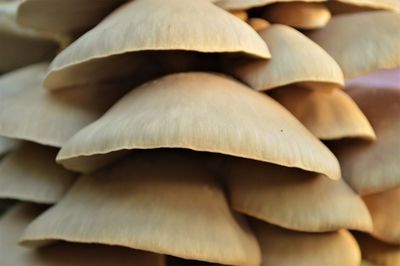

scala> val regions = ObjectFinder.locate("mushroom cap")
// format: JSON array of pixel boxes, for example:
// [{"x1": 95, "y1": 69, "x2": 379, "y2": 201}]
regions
[
  {"x1": 17, "y1": 0, "x2": 126, "y2": 34},
  {"x1": 271, "y1": 86, "x2": 376, "y2": 140},
  {"x1": 363, "y1": 187, "x2": 400, "y2": 244},
  {"x1": 231, "y1": 24, "x2": 343, "y2": 91},
  {"x1": 43, "y1": 0, "x2": 270, "y2": 90},
  {"x1": 262, "y1": 2, "x2": 331, "y2": 29},
  {"x1": 333, "y1": 0, "x2": 400, "y2": 13},
  {"x1": 247, "y1": 18, "x2": 270, "y2": 31},
  {"x1": 308, "y1": 11, "x2": 400, "y2": 79},
  {"x1": 252, "y1": 220, "x2": 361, "y2": 266},
  {"x1": 346, "y1": 68, "x2": 400, "y2": 90},
  {"x1": 332, "y1": 87, "x2": 400, "y2": 195},
  {"x1": 215, "y1": 0, "x2": 326, "y2": 11},
  {"x1": 354, "y1": 232, "x2": 400, "y2": 266},
  {"x1": 223, "y1": 157, "x2": 373, "y2": 232},
  {"x1": 0, "y1": 203, "x2": 165, "y2": 266},
  {"x1": 0, "y1": 142, "x2": 76, "y2": 204},
  {"x1": 0, "y1": 1, "x2": 58, "y2": 72},
  {"x1": 57, "y1": 72, "x2": 340, "y2": 181},
  {"x1": 21, "y1": 151, "x2": 261, "y2": 266},
  {"x1": 0, "y1": 63, "x2": 130, "y2": 147}
]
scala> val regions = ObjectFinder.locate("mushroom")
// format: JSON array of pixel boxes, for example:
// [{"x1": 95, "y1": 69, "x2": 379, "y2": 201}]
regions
[
  {"x1": 56, "y1": 72, "x2": 340, "y2": 180},
  {"x1": 21, "y1": 151, "x2": 261, "y2": 266},
  {"x1": 247, "y1": 18, "x2": 270, "y2": 31},
  {"x1": 363, "y1": 187, "x2": 400, "y2": 244},
  {"x1": 0, "y1": 203, "x2": 165, "y2": 266},
  {"x1": 0, "y1": 63, "x2": 131, "y2": 147},
  {"x1": 0, "y1": 0, "x2": 58, "y2": 72},
  {"x1": 252, "y1": 219, "x2": 362, "y2": 266},
  {"x1": 262, "y1": 2, "x2": 331, "y2": 29},
  {"x1": 0, "y1": 137, "x2": 18, "y2": 157},
  {"x1": 326, "y1": 0, "x2": 400, "y2": 14},
  {"x1": 331, "y1": 87, "x2": 400, "y2": 195},
  {"x1": 308, "y1": 11, "x2": 400, "y2": 79},
  {"x1": 43, "y1": 0, "x2": 270, "y2": 90},
  {"x1": 230, "y1": 24, "x2": 344, "y2": 91},
  {"x1": 215, "y1": 0, "x2": 326, "y2": 11},
  {"x1": 0, "y1": 142, "x2": 76, "y2": 204},
  {"x1": 222, "y1": 157, "x2": 372, "y2": 232},
  {"x1": 271, "y1": 86, "x2": 376, "y2": 140},
  {"x1": 354, "y1": 232, "x2": 400, "y2": 266}
]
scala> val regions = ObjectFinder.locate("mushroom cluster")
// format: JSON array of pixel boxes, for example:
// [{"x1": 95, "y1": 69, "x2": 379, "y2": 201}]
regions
[{"x1": 0, "y1": 0, "x2": 399, "y2": 265}]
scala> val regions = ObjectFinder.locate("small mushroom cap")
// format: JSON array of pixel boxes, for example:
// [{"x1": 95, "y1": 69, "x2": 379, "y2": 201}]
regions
[
  {"x1": 0, "y1": 63, "x2": 130, "y2": 147},
  {"x1": 263, "y1": 2, "x2": 331, "y2": 29},
  {"x1": 0, "y1": 142, "x2": 76, "y2": 204},
  {"x1": 363, "y1": 187, "x2": 400, "y2": 244},
  {"x1": 332, "y1": 87, "x2": 400, "y2": 195},
  {"x1": 215, "y1": 0, "x2": 326, "y2": 11},
  {"x1": 252, "y1": 220, "x2": 362, "y2": 266},
  {"x1": 247, "y1": 18, "x2": 270, "y2": 31},
  {"x1": 0, "y1": 137, "x2": 18, "y2": 156},
  {"x1": 230, "y1": 9, "x2": 248, "y2": 21},
  {"x1": 17, "y1": 0, "x2": 126, "y2": 34},
  {"x1": 57, "y1": 72, "x2": 340, "y2": 181},
  {"x1": 231, "y1": 24, "x2": 344, "y2": 91},
  {"x1": 0, "y1": 203, "x2": 165, "y2": 266},
  {"x1": 0, "y1": 1, "x2": 58, "y2": 72},
  {"x1": 223, "y1": 157, "x2": 373, "y2": 232},
  {"x1": 271, "y1": 86, "x2": 376, "y2": 140},
  {"x1": 346, "y1": 68, "x2": 400, "y2": 90},
  {"x1": 43, "y1": 0, "x2": 270, "y2": 90},
  {"x1": 21, "y1": 151, "x2": 261, "y2": 266},
  {"x1": 308, "y1": 11, "x2": 400, "y2": 79},
  {"x1": 354, "y1": 232, "x2": 400, "y2": 266}
]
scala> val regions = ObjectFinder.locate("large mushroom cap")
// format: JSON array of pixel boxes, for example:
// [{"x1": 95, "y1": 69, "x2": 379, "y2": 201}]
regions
[
  {"x1": 0, "y1": 203, "x2": 165, "y2": 266},
  {"x1": 332, "y1": 0, "x2": 400, "y2": 13},
  {"x1": 231, "y1": 24, "x2": 343, "y2": 91},
  {"x1": 332, "y1": 87, "x2": 400, "y2": 195},
  {"x1": 21, "y1": 151, "x2": 261, "y2": 266},
  {"x1": 223, "y1": 157, "x2": 372, "y2": 232},
  {"x1": 0, "y1": 0, "x2": 58, "y2": 72},
  {"x1": 252, "y1": 220, "x2": 361, "y2": 266},
  {"x1": 271, "y1": 86, "x2": 376, "y2": 140},
  {"x1": 43, "y1": 0, "x2": 270, "y2": 90},
  {"x1": 0, "y1": 142, "x2": 76, "y2": 204},
  {"x1": 308, "y1": 11, "x2": 400, "y2": 79},
  {"x1": 57, "y1": 72, "x2": 340, "y2": 180},
  {"x1": 354, "y1": 232, "x2": 400, "y2": 266},
  {"x1": 363, "y1": 187, "x2": 400, "y2": 244},
  {"x1": 0, "y1": 63, "x2": 130, "y2": 147},
  {"x1": 17, "y1": 0, "x2": 126, "y2": 34},
  {"x1": 262, "y1": 2, "x2": 331, "y2": 29}
]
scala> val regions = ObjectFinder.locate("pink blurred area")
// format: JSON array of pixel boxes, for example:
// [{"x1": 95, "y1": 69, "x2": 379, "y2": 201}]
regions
[{"x1": 345, "y1": 68, "x2": 400, "y2": 89}]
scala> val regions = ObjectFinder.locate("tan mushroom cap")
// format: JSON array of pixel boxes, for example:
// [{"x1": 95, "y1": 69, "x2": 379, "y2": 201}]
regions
[
  {"x1": 263, "y1": 2, "x2": 331, "y2": 29},
  {"x1": 223, "y1": 157, "x2": 372, "y2": 232},
  {"x1": 0, "y1": 63, "x2": 130, "y2": 147},
  {"x1": 0, "y1": 136, "x2": 18, "y2": 156},
  {"x1": 230, "y1": 9, "x2": 248, "y2": 21},
  {"x1": 271, "y1": 86, "x2": 376, "y2": 140},
  {"x1": 57, "y1": 72, "x2": 340, "y2": 180},
  {"x1": 252, "y1": 220, "x2": 361, "y2": 266},
  {"x1": 21, "y1": 151, "x2": 261, "y2": 266},
  {"x1": 17, "y1": 0, "x2": 125, "y2": 34},
  {"x1": 346, "y1": 68, "x2": 400, "y2": 90},
  {"x1": 0, "y1": 204, "x2": 165, "y2": 266},
  {"x1": 308, "y1": 11, "x2": 400, "y2": 79},
  {"x1": 43, "y1": 0, "x2": 270, "y2": 90},
  {"x1": 334, "y1": 0, "x2": 400, "y2": 13},
  {"x1": 0, "y1": 0, "x2": 58, "y2": 72},
  {"x1": 215, "y1": 0, "x2": 325, "y2": 10},
  {"x1": 363, "y1": 187, "x2": 400, "y2": 245},
  {"x1": 247, "y1": 18, "x2": 270, "y2": 31},
  {"x1": 354, "y1": 232, "x2": 400, "y2": 266},
  {"x1": 231, "y1": 25, "x2": 344, "y2": 91},
  {"x1": 332, "y1": 87, "x2": 400, "y2": 195},
  {"x1": 0, "y1": 142, "x2": 76, "y2": 204}
]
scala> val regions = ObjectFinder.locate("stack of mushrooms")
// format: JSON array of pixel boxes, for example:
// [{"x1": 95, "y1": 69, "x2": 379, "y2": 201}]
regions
[{"x1": 0, "y1": 0, "x2": 399, "y2": 265}]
